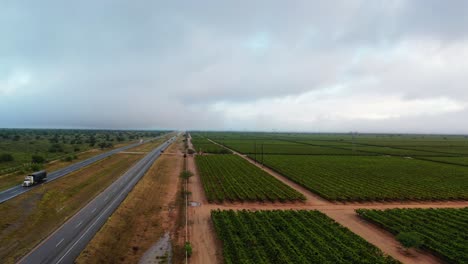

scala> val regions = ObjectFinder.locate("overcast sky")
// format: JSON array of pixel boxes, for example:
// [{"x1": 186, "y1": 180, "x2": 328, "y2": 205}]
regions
[{"x1": 1, "y1": 1, "x2": 468, "y2": 133}]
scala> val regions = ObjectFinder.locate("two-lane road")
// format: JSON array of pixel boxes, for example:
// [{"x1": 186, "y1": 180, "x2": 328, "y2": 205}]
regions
[
  {"x1": 0, "y1": 135, "x2": 168, "y2": 204},
  {"x1": 20, "y1": 136, "x2": 177, "y2": 264}
]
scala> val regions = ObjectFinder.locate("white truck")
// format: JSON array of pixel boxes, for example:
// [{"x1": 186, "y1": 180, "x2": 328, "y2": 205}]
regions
[{"x1": 22, "y1": 170, "x2": 48, "y2": 187}]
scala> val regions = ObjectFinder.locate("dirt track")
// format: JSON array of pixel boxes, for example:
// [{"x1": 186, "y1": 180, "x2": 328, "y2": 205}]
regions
[{"x1": 186, "y1": 137, "x2": 468, "y2": 264}]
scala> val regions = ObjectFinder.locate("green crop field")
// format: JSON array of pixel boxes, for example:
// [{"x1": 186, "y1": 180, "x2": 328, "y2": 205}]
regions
[
  {"x1": 195, "y1": 155, "x2": 304, "y2": 202},
  {"x1": 418, "y1": 156, "x2": 468, "y2": 167},
  {"x1": 203, "y1": 132, "x2": 468, "y2": 158},
  {"x1": 357, "y1": 208, "x2": 468, "y2": 263},
  {"x1": 210, "y1": 139, "x2": 369, "y2": 156},
  {"x1": 261, "y1": 155, "x2": 468, "y2": 201},
  {"x1": 212, "y1": 210, "x2": 398, "y2": 264},
  {"x1": 190, "y1": 134, "x2": 231, "y2": 154}
]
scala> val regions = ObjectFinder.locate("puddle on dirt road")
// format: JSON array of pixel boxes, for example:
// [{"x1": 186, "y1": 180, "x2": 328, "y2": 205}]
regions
[
  {"x1": 189, "y1": 201, "x2": 201, "y2": 207},
  {"x1": 139, "y1": 232, "x2": 172, "y2": 264}
]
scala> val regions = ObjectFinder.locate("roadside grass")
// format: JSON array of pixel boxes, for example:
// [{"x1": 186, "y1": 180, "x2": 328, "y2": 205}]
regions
[
  {"x1": 0, "y1": 153, "x2": 143, "y2": 263},
  {"x1": 76, "y1": 138, "x2": 183, "y2": 264},
  {"x1": 0, "y1": 141, "x2": 137, "y2": 192},
  {"x1": 127, "y1": 138, "x2": 166, "y2": 153}
]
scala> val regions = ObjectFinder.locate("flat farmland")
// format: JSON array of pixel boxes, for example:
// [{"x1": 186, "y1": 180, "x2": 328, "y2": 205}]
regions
[
  {"x1": 339, "y1": 145, "x2": 450, "y2": 157},
  {"x1": 262, "y1": 155, "x2": 468, "y2": 201},
  {"x1": 214, "y1": 139, "x2": 367, "y2": 156},
  {"x1": 419, "y1": 156, "x2": 468, "y2": 166},
  {"x1": 357, "y1": 208, "x2": 468, "y2": 263},
  {"x1": 195, "y1": 155, "x2": 304, "y2": 202},
  {"x1": 191, "y1": 136, "x2": 230, "y2": 154},
  {"x1": 212, "y1": 210, "x2": 398, "y2": 264}
]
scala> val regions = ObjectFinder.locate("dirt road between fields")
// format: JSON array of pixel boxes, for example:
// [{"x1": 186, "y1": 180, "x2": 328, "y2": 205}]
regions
[{"x1": 187, "y1": 154, "x2": 222, "y2": 264}]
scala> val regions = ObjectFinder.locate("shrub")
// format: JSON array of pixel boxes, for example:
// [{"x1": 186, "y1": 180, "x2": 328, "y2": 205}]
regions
[
  {"x1": 31, "y1": 155, "x2": 46, "y2": 164},
  {"x1": 30, "y1": 163, "x2": 43, "y2": 171},
  {"x1": 187, "y1": 149, "x2": 195, "y2": 154},
  {"x1": 48, "y1": 144, "x2": 64, "y2": 153},
  {"x1": 185, "y1": 242, "x2": 192, "y2": 257},
  {"x1": 180, "y1": 171, "x2": 194, "y2": 179},
  {"x1": 396, "y1": 232, "x2": 424, "y2": 249},
  {"x1": 0, "y1": 153, "x2": 14, "y2": 162}
]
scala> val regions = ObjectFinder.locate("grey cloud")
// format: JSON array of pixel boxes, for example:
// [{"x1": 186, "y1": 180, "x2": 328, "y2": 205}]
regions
[{"x1": 1, "y1": 0, "x2": 468, "y2": 132}]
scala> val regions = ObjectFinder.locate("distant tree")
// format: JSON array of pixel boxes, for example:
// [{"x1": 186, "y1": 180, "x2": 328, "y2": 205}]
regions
[
  {"x1": 48, "y1": 144, "x2": 64, "y2": 153},
  {"x1": 31, "y1": 155, "x2": 46, "y2": 164},
  {"x1": 13, "y1": 135, "x2": 20, "y2": 141},
  {"x1": 30, "y1": 163, "x2": 43, "y2": 171},
  {"x1": 396, "y1": 232, "x2": 424, "y2": 249},
  {"x1": 0, "y1": 153, "x2": 14, "y2": 162}
]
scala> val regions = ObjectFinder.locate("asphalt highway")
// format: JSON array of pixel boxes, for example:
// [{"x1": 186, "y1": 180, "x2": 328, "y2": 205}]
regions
[
  {"x1": 19, "y1": 136, "x2": 177, "y2": 264},
  {"x1": 0, "y1": 136, "x2": 166, "y2": 204}
]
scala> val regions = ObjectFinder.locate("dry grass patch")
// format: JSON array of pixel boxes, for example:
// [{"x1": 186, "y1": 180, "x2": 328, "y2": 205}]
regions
[
  {"x1": 0, "y1": 154, "x2": 142, "y2": 263},
  {"x1": 127, "y1": 138, "x2": 166, "y2": 153},
  {"x1": 76, "y1": 139, "x2": 183, "y2": 264}
]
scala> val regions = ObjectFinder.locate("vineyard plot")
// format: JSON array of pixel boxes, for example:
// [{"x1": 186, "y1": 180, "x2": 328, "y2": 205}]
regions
[
  {"x1": 195, "y1": 155, "x2": 304, "y2": 202},
  {"x1": 212, "y1": 210, "x2": 398, "y2": 264},
  {"x1": 262, "y1": 155, "x2": 468, "y2": 201},
  {"x1": 357, "y1": 208, "x2": 468, "y2": 263},
  {"x1": 190, "y1": 135, "x2": 231, "y2": 154}
]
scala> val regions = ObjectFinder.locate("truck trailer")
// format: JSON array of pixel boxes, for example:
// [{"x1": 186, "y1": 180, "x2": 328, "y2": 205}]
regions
[{"x1": 22, "y1": 170, "x2": 48, "y2": 187}]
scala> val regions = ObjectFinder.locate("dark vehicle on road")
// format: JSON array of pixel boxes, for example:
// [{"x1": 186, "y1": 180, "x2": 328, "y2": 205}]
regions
[{"x1": 22, "y1": 171, "x2": 48, "y2": 187}]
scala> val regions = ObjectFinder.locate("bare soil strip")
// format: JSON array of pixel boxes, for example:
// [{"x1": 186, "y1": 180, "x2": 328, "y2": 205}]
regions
[{"x1": 187, "y1": 154, "x2": 223, "y2": 264}]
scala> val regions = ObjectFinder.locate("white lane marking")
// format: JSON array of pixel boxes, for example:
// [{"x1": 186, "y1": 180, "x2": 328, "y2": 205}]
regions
[
  {"x1": 56, "y1": 185, "x2": 130, "y2": 264},
  {"x1": 55, "y1": 238, "x2": 64, "y2": 247},
  {"x1": 75, "y1": 221, "x2": 83, "y2": 229},
  {"x1": 92, "y1": 208, "x2": 97, "y2": 213}
]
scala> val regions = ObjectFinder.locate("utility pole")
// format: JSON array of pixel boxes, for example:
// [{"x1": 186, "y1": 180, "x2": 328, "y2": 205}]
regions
[
  {"x1": 261, "y1": 143, "x2": 264, "y2": 167},
  {"x1": 254, "y1": 140, "x2": 257, "y2": 163},
  {"x1": 352, "y1": 132, "x2": 356, "y2": 155}
]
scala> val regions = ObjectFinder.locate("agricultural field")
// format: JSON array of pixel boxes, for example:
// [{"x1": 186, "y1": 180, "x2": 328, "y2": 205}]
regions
[
  {"x1": 357, "y1": 208, "x2": 468, "y2": 263},
  {"x1": 190, "y1": 134, "x2": 231, "y2": 154},
  {"x1": 338, "y1": 145, "x2": 451, "y2": 157},
  {"x1": 262, "y1": 155, "x2": 468, "y2": 201},
  {"x1": 211, "y1": 210, "x2": 398, "y2": 264},
  {"x1": 0, "y1": 129, "x2": 165, "y2": 173},
  {"x1": 195, "y1": 155, "x2": 304, "y2": 202},
  {"x1": 213, "y1": 139, "x2": 367, "y2": 156},
  {"x1": 418, "y1": 156, "x2": 468, "y2": 167}
]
